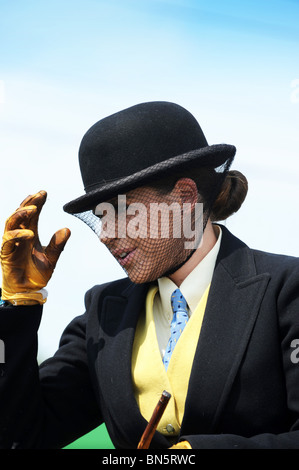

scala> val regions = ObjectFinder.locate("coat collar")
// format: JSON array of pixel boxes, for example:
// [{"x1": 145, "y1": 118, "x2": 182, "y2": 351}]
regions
[
  {"x1": 181, "y1": 225, "x2": 271, "y2": 434},
  {"x1": 96, "y1": 225, "x2": 271, "y2": 444}
]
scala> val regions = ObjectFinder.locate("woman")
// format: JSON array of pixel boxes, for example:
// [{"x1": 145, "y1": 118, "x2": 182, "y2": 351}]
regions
[{"x1": 0, "y1": 101, "x2": 299, "y2": 449}]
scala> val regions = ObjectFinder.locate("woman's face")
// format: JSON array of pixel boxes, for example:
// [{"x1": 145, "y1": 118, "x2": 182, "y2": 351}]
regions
[{"x1": 95, "y1": 184, "x2": 197, "y2": 283}]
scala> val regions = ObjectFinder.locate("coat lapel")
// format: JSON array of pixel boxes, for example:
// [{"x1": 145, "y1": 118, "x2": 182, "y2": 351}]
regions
[
  {"x1": 97, "y1": 280, "x2": 169, "y2": 448},
  {"x1": 181, "y1": 226, "x2": 271, "y2": 435}
]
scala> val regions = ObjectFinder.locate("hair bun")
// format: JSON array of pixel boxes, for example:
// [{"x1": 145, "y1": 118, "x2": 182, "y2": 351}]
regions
[{"x1": 211, "y1": 170, "x2": 248, "y2": 221}]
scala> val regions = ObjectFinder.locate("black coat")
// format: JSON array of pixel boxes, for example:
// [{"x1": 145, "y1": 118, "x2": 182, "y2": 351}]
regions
[{"x1": 1, "y1": 225, "x2": 299, "y2": 449}]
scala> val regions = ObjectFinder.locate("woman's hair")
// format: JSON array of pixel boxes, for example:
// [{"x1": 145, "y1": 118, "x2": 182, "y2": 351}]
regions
[
  {"x1": 210, "y1": 170, "x2": 248, "y2": 221},
  {"x1": 149, "y1": 167, "x2": 248, "y2": 222}
]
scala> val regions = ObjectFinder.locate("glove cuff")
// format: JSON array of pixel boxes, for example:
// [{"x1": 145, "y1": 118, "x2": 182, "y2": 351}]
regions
[
  {"x1": 170, "y1": 440, "x2": 192, "y2": 449},
  {"x1": 1, "y1": 288, "x2": 48, "y2": 306}
]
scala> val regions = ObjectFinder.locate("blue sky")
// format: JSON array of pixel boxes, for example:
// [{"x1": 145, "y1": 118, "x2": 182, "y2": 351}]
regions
[{"x1": 0, "y1": 0, "x2": 298, "y2": 357}]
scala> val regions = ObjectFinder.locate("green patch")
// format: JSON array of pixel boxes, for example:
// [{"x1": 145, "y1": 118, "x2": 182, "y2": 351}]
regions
[{"x1": 64, "y1": 424, "x2": 115, "y2": 449}]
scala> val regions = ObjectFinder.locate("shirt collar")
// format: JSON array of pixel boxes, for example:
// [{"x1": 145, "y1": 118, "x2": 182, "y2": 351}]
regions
[{"x1": 157, "y1": 225, "x2": 222, "y2": 316}]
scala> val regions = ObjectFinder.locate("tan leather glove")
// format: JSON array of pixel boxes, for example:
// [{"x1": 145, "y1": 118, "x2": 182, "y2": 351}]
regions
[
  {"x1": 169, "y1": 440, "x2": 192, "y2": 449},
  {"x1": 0, "y1": 190, "x2": 71, "y2": 305}
]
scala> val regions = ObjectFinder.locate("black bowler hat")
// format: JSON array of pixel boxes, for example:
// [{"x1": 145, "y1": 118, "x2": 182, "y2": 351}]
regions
[{"x1": 63, "y1": 101, "x2": 236, "y2": 214}]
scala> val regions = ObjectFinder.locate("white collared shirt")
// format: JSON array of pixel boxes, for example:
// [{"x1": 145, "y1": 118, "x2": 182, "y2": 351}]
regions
[{"x1": 153, "y1": 226, "x2": 222, "y2": 357}]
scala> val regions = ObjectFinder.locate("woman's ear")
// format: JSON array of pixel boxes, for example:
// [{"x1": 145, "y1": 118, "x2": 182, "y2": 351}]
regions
[{"x1": 173, "y1": 178, "x2": 198, "y2": 206}]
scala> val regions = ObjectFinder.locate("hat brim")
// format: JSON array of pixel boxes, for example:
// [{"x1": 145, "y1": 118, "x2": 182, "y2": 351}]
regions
[{"x1": 63, "y1": 143, "x2": 236, "y2": 214}]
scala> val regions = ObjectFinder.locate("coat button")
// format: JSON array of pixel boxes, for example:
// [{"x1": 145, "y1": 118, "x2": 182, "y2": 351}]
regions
[{"x1": 166, "y1": 424, "x2": 175, "y2": 433}]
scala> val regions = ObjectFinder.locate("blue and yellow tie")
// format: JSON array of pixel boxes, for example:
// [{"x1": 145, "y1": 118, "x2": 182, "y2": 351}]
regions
[{"x1": 163, "y1": 288, "x2": 189, "y2": 371}]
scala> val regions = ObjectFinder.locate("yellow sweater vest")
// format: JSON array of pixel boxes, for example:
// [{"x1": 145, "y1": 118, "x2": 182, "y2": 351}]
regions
[{"x1": 131, "y1": 284, "x2": 210, "y2": 436}]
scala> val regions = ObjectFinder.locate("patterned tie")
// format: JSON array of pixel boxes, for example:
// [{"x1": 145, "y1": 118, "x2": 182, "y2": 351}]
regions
[{"x1": 163, "y1": 288, "x2": 189, "y2": 371}]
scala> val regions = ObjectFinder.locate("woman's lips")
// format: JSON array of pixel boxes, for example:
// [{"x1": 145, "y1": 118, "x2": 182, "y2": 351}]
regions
[{"x1": 113, "y1": 248, "x2": 137, "y2": 267}]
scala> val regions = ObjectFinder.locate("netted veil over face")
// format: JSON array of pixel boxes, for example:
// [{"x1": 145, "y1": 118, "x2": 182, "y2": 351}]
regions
[
  {"x1": 72, "y1": 160, "x2": 231, "y2": 284},
  {"x1": 64, "y1": 101, "x2": 236, "y2": 282}
]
